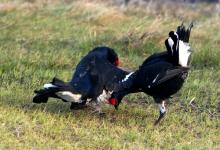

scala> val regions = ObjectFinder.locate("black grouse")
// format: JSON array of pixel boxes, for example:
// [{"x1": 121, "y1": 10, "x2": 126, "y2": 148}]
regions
[
  {"x1": 33, "y1": 46, "x2": 122, "y2": 114},
  {"x1": 109, "y1": 23, "x2": 193, "y2": 124}
]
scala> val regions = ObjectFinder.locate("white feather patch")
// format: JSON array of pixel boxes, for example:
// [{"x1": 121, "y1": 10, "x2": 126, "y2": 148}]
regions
[
  {"x1": 178, "y1": 40, "x2": 191, "y2": 67},
  {"x1": 168, "y1": 38, "x2": 174, "y2": 54},
  {"x1": 174, "y1": 32, "x2": 179, "y2": 39},
  {"x1": 152, "y1": 74, "x2": 159, "y2": 84},
  {"x1": 56, "y1": 91, "x2": 82, "y2": 102},
  {"x1": 159, "y1": 101, "x2": 166, "y2": 113},
  {"x1": 97, "y1": 90, "x2": 112, "y2": 103},
  {"x1": 44, "y1": 83, "x2": 57, "y2": 89},
  {"x1": 122, "y1": 72, "x2": 134, "y2": 82}
]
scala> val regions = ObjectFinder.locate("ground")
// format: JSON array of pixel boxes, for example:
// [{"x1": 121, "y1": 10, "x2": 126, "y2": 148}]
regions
[{"x1": 0, "y1": 0, "x2": 219, "y2": 149}]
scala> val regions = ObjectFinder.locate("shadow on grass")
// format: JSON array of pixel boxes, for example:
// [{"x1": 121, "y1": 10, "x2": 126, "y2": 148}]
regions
[{"x1": 0, "y1": 97, "x2": 156, "y2": 127}]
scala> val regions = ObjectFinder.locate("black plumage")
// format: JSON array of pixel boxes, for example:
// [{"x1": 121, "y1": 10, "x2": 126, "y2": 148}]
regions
[
  {"x1": 33, "y1": 46, "x2": 122, "y2": 113},
  {"x1": 110, "y1": 23, "x2": 193, "y2": 124},
  {"x1": 69, "y1": 46, "x2": 119, "y2": 109}
]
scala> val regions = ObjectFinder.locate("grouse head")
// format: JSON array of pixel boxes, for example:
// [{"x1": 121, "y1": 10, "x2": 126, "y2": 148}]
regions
[{"x1": 88, "y1": 46, "x2": 120, "y2": 66}]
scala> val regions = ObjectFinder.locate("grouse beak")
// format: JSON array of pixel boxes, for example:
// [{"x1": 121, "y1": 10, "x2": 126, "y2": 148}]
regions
[
  {"x1": 114, "y1": 104, "x2": 119, "y2": 110},
  {"x1": 188, "y1": 48, "x2": 193, "y2": 52}
]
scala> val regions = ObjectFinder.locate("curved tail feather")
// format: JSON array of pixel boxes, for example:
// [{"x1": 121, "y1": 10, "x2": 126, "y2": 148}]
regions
[{"x1": 33, "y1": 77, "x2": 81, "y2": 103}]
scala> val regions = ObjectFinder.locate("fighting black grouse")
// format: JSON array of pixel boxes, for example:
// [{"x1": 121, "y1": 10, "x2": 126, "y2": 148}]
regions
[
  {"x1": 33, "y1": 46, "x2": 122, "y2": 114},
  {"x1": 109, "y1": 23, "x2": 193, "y2": 124}
]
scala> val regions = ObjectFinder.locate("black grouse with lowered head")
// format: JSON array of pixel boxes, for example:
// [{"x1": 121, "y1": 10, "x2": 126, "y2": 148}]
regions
[
  {"x1": 69, "y1": 46, "x2": 119, "y2": 109},
  {"x1": 109, "y1": 23, "x2": 193, "y2": 124},
  {"x1": 33, "y1": 46, "x2": 121, "y2": 114}
]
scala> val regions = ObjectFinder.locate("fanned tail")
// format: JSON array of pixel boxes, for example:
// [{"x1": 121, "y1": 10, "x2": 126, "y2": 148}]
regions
[{"x1": 176, "y1": 22, "x2": 193, "y2": 43}]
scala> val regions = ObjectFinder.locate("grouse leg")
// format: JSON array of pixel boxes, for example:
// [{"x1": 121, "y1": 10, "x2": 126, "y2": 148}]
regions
[
  {"x1": 154, "y1": 100, "x2": 166, "y2": 125},
  {"x1": 90, "y1": 100, "x2": 105, "y2": 117}
]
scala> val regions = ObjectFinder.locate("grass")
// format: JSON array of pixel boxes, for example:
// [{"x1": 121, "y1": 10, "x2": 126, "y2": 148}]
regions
[{"x1": 0, "y1": 0, "x2": 219, "y2": 149}]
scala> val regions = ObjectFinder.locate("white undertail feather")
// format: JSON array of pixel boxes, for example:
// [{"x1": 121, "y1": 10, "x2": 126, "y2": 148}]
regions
[
  {"x1": 178, "y1": 40, "x2": 191, "y2": 67},
  {"x1": 168, "y1": 37, "x2": 174, "y2": 54},
  {"x1": 174, "y1": 32, "x2": 179, "y2": 39},
  {"x1": 56, "y1": 91, "x2": 82, "y2": 103},
  {"x1": 44, "y1": 83, "x2": 57, "y2": 89}
]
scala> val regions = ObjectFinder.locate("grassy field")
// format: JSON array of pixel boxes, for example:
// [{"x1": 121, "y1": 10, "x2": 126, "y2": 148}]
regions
[{"x1": 0, "y1": 0, "x2": 219, "y2": 149}]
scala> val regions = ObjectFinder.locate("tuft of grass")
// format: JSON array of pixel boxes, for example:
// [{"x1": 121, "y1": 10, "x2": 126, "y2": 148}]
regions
[{"x1": 0, "y1": 0, "x2": 219, "y2": 149}]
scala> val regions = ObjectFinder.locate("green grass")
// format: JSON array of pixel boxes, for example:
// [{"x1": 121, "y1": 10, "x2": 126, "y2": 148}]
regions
[{"x1": 0, "y1": 0, "x2": 219, "y2": 149}]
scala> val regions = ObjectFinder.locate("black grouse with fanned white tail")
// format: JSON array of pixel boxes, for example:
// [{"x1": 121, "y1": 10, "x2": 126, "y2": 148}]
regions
[
  {"x1": 33, "y1": 46, "x2": 123, "y2": 114},
  {"x1": 109, "y1": 23, "x2": 193, "y2": 125}
]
